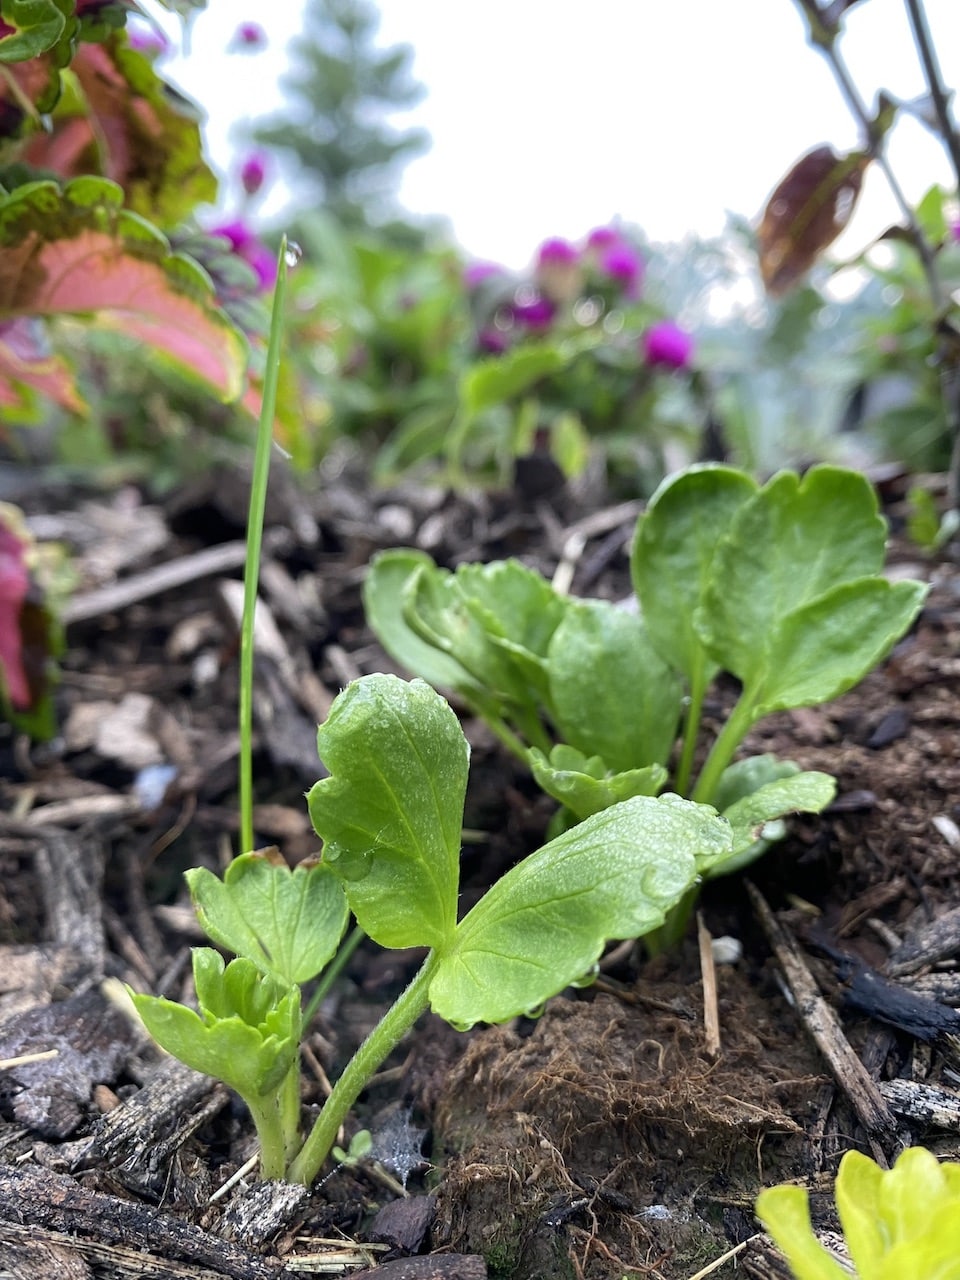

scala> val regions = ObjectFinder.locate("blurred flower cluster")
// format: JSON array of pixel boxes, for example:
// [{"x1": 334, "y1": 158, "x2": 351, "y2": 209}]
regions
[{"x1": 465, "y1": 227, "x2": 694, "y2": 372}]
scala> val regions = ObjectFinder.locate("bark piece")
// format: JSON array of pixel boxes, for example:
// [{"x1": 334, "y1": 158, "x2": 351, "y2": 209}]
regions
[
  {"x1": 369, "y1": 1193, "x2": 437, "y2": 1253},
  {"x1": 0, "y1": 1164, "x2": 277, "y2": 1279},
  {"x1": 356, "y1": 1257, "x2": 486, "y2": 1279}
]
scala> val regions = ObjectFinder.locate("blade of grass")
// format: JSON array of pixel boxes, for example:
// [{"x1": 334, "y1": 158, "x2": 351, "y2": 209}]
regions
[{"x1": 239, "y1": 238, "x2": 290, "y2": 855}]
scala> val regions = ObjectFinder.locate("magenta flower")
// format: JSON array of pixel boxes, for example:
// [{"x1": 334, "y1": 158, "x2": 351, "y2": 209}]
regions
[
  {"x1": 585, "y1": 227, "x2": 621, "y2": 253},
  {"x1": 231, "y1": 22, "x2": 267, "y2": 50},
  {"x1": 534, "y1": 237, "x2": 582, "y2": 303},
  {"x1": 240, "y1": 152, "x2": 269, "y2": 197},
  {"x1": 0, "y1": 519, "x2": 30, "y2": 710},
  {"x1": 512, "y1": 296, "x2": 556, "y2": 331},
  {"x1": 463, "y1": 261, "x2": 503, "y2": 289},
  {"x1": 600, "y1": 243, "x2": 643, "y2": 300},
  {"x1": 477, "y1": 327, "x2": 510, "y2": 354},
  {"x1": 128, "y1": 26, "x2": 169, "y2": 58},
  {"x1": 951, "y1": 221, "x2": 960, "y2": 242},
  {"x1": 642, "y1": 321, "x2": 694, "y2": 370},
  {"x1": 536, "y1": 237, "x2": 579, "y2": 269},
  {"x1": 209, "y1": 218, "x2": 277, "y2": 291}
]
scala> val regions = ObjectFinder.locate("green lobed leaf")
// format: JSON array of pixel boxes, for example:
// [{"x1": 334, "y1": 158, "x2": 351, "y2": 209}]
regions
[
  {"x1": 186, "y1": 850, "x2": 349, "y2": 987},
  {"x1": 131, "y1": 951, "x2": 300, "y2": 1100},
  {"x1": 754, "y1": 1185, "x2": 850, "y2": 1280},
  {"x1": 714, "y1": 770, "x2": 837, "y2": 876},
  {"x1": 695, "y1": 466, "x2": 893, "y2": 694},
  {"x1": 710, "y1": 754, "x2": 804, "y2": 815},
  {"x1": 428, "y1": 794, "x2": 732, "y2": 1029},
  {"x1": 547, "y1": 598, "x2": 682, "y2": 772},
  {"x1": 630, "y1": 464, "x2": 757, "y2": 685},
  {"x1": 306, "y1": 675, "x2": 468, "y2": 950},
  {"x1": 0, "y1": 0, "x2": 70, "y2": 64},
  {"x1": 528, "y1": 745, "x2": 667, "y2": 821},
  {"x1": 748, "y1": 578, "x2": 927, "y2": 716}
]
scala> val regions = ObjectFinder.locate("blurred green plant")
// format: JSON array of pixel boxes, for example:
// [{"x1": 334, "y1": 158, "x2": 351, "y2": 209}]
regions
[{"x1": 752, "y1": 0, "x2": 960, "y2": 487}]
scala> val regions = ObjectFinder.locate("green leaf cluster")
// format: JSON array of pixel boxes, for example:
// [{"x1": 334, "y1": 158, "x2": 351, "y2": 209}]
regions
[
  {"x1": 135, "y1": 673, "x2": 751, "y2": 1185},
  {"x1": 756, "y1": 1146, "x2": 960, "y2": 1279},
  {"x1": 364, "y1": 464, "x2": 926, "y2": 918}
]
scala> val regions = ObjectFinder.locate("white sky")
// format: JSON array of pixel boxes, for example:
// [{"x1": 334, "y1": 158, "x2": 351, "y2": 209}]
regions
[{"x1": 154, "y1": 0, "x2": 960, "y2": 269}]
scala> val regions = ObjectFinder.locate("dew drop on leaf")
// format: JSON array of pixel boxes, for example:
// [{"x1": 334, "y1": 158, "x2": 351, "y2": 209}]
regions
[{"x1": 284, "y1": 240, "x2": 303, "y2": 268}]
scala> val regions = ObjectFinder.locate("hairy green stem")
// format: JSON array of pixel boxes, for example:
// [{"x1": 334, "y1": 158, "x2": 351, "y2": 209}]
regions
[
  {"x1": 246, "y1": 1078, "x2": 293, "y2": 1181},
  {"x1": 287, "y1": 954, "x2": 437, "y2": 1185},
  {"x1": 239, "y1": 241, "x2": 289, "y2": 854}
]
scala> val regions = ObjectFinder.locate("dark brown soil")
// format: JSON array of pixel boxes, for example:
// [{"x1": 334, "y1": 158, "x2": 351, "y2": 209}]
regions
[{"x1": 2, "y1": 457, "x2": 960, "y2": 1280}]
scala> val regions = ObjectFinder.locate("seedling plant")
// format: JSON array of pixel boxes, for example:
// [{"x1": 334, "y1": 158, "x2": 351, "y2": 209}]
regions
[{"x1": 364, "y1": 463, "x2": 926, "y2": 946}]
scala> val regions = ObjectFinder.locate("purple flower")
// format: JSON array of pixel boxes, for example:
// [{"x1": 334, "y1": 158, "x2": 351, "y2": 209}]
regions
[
  {"x1": 585, "y1": 227, "x2": 621, "y2": 253},
  {"x1": 463, "y1": 261, "x2": 503, "y2": 289},
  {"x1": 231, "y1": 22, "x2": 267, "y2": 50},
  {"x1": 240, "y1": 151, "x2": 269, "y2": 197},
  {"x1": 534, "y1": 237, "x2": 582, "y2": 303},
  {"x1": 642, "y1": 321, "x2": 694, "y2": 370},
  {"x1": 536, "y1": 237, "x2": 579, "y2": 269},
  {"x1": 952, "y1": 221, "x2": 960, "y2": 242},
  {"x1": 477, "y1": 327, "x2": 510, "y2": 354},
  {"x1": 128, "y1": 26, "x2": 169, "y2": 58},
  {"x1": 512, "y1": 296, "x2": 555, "y2": 331},
  {"x1": 600, "y1": 243, "x2": 643, "y2": 300},
  {"x1": 209, "y1": 218, "x2": 277, "y2": 291}
]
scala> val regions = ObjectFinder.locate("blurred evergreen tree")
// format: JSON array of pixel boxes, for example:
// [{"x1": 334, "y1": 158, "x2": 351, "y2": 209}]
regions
[{"x1": 251, "y1": 0, "x2": 429, "y2": 241}]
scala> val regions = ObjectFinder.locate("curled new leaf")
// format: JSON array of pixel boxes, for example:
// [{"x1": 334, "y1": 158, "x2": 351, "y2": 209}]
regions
[{"x1": 758, "y1": 146, "x2": 869, "y2": 296}]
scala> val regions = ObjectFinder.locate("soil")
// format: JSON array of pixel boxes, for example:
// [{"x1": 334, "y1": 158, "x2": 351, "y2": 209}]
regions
[{"x1": 2, "y1": 454, "x2": 960, "y2": 1280}]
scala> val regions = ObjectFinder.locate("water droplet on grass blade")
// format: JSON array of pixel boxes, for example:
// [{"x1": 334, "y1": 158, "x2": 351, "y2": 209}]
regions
[{"x1": 284, "y1": 240, "x2": 302, "y2": 268}]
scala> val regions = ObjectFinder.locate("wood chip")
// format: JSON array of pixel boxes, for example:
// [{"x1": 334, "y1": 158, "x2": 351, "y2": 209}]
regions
[{"x1": 747, "y1": 881, "x2": 896, "y2": 1138}]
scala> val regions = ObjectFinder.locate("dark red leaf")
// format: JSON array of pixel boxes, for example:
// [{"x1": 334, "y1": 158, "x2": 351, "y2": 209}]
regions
[{"x1": 758, "y1": 145, "x2": 870, "y2": 295}]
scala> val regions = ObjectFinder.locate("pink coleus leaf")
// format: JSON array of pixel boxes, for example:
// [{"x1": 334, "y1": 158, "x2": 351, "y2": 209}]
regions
[
  {"x1": 21, "y1": 36, "x2": 216, "y2": 224},
  {"x1": 0, "y1": 177, "x2": 248, "y2": 401},
  {"x1": 0, "y1": 318, "x2": 87, "y2": 420},
  {"x1": 0, "y1": 509, "x2": 31, "y2": 710}
]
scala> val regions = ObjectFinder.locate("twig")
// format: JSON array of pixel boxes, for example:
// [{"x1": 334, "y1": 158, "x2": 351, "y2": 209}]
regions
[
  {"x1": 697, "y1": 911, "x2": 722, "y2": 1058},
  {"x1": 904, "y1": 0, "x2": 960, "y2": 190},
  {"x1": 746, "y1": 880, "x2": 896, "y2": 1140}
]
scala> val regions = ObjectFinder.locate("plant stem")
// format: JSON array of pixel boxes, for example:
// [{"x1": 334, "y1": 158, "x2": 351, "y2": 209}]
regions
[
  {"x1": 239, "y1": 241, "x2": 289, "y2": 855},
  {"x1": 301, "y1": 923, "x2": 366, "y2": 1028},
  {"x1": 691, "y1": 693, "x2": 758, "y2": 807},
  {"x1": 794, "y1": 0, "x2": 942, "y2": 310},
  {"x1": 903, "y1": 0, "x2": 960, "y2": 192},
  {"x1": 246, "y1": 1086, "x2": 292, "y2": 1181},
  {"x1": 287, "y1": 952, "x2": 438, "y2": 1185},
  {"x1": 674, "y1": 660, "x2": 711, "y2": 798}
]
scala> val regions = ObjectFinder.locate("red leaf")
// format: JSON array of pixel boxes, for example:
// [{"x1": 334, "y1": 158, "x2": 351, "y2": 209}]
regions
[
  {"x1": 0, "y1": 512, "x2": 31, "y2": 709},
  {"x1": 758, "y1": 145, "x2": 870, "y2": 295}
]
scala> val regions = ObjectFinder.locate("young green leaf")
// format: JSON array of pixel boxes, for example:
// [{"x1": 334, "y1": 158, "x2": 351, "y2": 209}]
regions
[
  {"x1": 186, "y1": 850, "x2": 349, "y2": 987},
  {"x1": 362, "y1": 549, "x2": 478, "y2": 693},
  {"x1": 754, "y1": 1184, "x2": 850, "y2": 1280},
  {"x1": 743, "y1": 577, "x2": 927, "y2": 716},
  {"x1": 528, "y1": 744, "x2": 667, "y2": 822},
  {"x1": 427, "y1": 793, "x2": 733, "y2": 1029},
  {"x1": 306, "y1": 675, "x2": 467, "y2": 950},
  {"x1": 714, "y1": 770, "x2": 836, "y2": 875},
  {"x1": 405, "y1": 557, "x2": 566, "y2": 707},
  {"x1": 631, "y1": 463, "x2": 757, "y2": 684},
  {"x1": 132, "y1": 951, "x2": 300, "y2": 1099},
  {"x1": 547, "y1": 598, "x2": 682, "y2": 772},
  {"x1": 695, "y1": 466, "x2": 893, "y2": 690}
]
